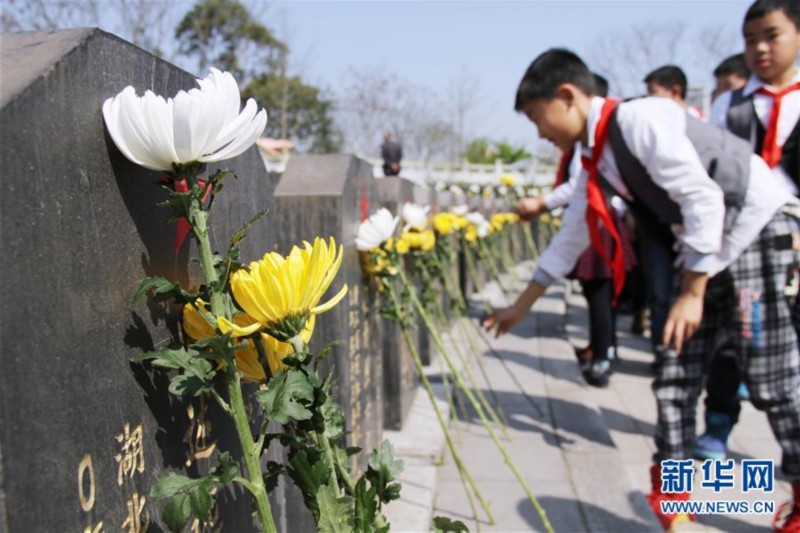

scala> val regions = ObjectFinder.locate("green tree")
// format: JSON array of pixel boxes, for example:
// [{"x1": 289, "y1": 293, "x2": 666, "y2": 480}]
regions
[
  {"x1": 243, "y1": 74, "x2": 342, "y2": 152},
  {"x1": 463, "y1": 138, "x2": 531, "y2": 164},
  {"x1": 175, "y1": 0, "x2": 285, "y2": 82}
]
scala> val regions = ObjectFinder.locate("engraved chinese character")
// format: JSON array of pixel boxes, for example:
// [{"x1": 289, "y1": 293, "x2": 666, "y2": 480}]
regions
[
  {"x1": 121, "y1": 492, "x2": 150, "y2": 533},
  {"x1": 185, "y1": 399, "x2": 216, "y2": 468},
  {"x1": 742, "y1": 459, "x2": 775, "y2": 493},
  {"x1": 660, "y1": 459, "x2": 694, "y2": 493},
  {"x1": 115, "y1": 423, "x2": 145, "y2": 486},
  {"x1": 700, "y1": 459, "x2": 736, "y2": 492}
]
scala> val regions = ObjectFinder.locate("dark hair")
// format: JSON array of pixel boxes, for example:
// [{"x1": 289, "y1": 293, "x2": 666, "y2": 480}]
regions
[
  {"x1": 514, "y1": 48, "x2": 595, "y2": 111},
  {"x1": 745, "y1": 0, "x2": 800, "y2": 28},
  {"x1": 713, "y1": 53, "x2": 750, "y2": 79},
  {"x1": 592, "y1": 73, "x2": 609, "y2": 98},
  {"x1": 644, "y1": 65, "x2": 688, "y2": 99}
]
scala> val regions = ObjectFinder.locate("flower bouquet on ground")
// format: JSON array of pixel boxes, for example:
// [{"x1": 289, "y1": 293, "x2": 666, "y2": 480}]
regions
[{"x1": 105, "y1": 69, "x2": 402, "y2": 533}]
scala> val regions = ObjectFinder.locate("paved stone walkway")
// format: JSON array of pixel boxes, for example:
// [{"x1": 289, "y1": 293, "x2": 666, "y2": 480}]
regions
[{"x1": 385, "y1": 260, "x2": 794, "y2": 532}]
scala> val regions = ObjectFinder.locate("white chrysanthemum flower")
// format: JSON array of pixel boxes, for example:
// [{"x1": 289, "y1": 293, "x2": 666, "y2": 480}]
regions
[
  {"x1": 477, "y1": 221, "x2": 492, "y2": 238},
  {"x1": 515, "y1": 185, "x2": 526, "y2": 197},
  {"x1": 401, "y1": 202, "x2": 430, "y2": 232},
  {"x1": 103, "y1": 68, "x2": 267, "y2": 172},
  {"x1": 466, "y1": 212, "x2": 487, "y2": 226},
  {"x1": 468, "y1": 184, "x2": 481, "y2": 194},
  {"x1": 497, "y1": 185, "x2": 508, "y2": 196},
  {"x1": 449, "y1": 184, "x2": 465, "y2": 196},
  {"x1": 433, "y1": 181, "x2": 447, "y2": 192},
  {"x1": 356, "y1": 208, "x2": 399, "y2": 251},
  {"x1": 451, "y1": 205, "x2": 469, "y2": 216}
]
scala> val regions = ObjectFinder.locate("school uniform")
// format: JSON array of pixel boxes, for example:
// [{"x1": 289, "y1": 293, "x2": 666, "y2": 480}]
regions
[{"x1": 533, "y1": 95, "x2": 800, "y2": 479}]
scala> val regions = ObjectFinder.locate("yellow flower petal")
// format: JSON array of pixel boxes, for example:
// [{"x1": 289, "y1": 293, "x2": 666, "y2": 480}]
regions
[
  {"x1": 311, "y1": 283, "x2": 348, "y2": 315},
  {"x1": 217, "y1": 315, "x2": 263, "y2": 337}
]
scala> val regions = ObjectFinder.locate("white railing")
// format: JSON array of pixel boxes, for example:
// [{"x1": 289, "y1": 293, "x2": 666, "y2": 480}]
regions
[{"x1": 363, "y1": 157, "x2": 558, "y2": 187}]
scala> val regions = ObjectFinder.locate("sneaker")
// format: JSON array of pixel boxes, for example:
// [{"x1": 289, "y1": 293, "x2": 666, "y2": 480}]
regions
[
  {"x1": 646, "y1": 464, "x2": 695, "y2": 529},
  {"x1": 584, "y1": 359, "x2": 611, "y2": 388},
  {"x1": 774, "y1": 481, "x2": 800, "y2": 533},
  {"x1": 692, "y1": 411, "x2": 734, "y2": 461}
]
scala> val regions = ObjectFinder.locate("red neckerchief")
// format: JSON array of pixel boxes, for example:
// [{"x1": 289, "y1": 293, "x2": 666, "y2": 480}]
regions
[
  {"x1": 756, "y1": 82, "x2": 800, "y2": 168},
  {"x1": 581, "y1": 98, "x2": 626, "y2": 302}
]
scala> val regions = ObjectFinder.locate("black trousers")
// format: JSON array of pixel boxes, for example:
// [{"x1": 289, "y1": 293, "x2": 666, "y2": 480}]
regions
[{"x1": 582, "y1": 278, "x2": 616, "y2": 361}]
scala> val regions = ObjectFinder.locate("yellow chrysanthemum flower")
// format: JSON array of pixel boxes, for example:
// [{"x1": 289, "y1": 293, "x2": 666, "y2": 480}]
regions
[
  {"x1": 220, "y1": 237, "x2": 348, "y2": 342},
  {"x1": 464, "y1": 225, "x2": 479, "y2": 243},
  {"x1": 396, "y1": 230, "x2": 436, "y2": 253},
  {"x1": 499, "y1": 174, "x2": 516, "y2": 186},
  {"x1": 433, "y1": 213, "x2": 458, "y2": 235},
  {"x1": 453, "y1": 215, "x2": 470, "y2": 230},
  {"x1": 182, "y1": 299, "x2": 265, "y2": 383},
  {"x1": 481, "y1": 187, "x2": 493, "y2": 198},
  {"x1": 505, "y1": 213, "x2": 520, "y2": 223},
  {"x1": 540, "y1": 214, "x2": 552, "y2": 224},
  {"x1": 552, "y1": 218, "x2": 562, "y2": 228},
  {"x1": 490, "y1": 213, "x2": 507, "y2": 232}
]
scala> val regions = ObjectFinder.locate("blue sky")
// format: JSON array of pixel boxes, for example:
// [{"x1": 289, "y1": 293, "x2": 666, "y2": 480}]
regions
[{"x1": 274, "y1": 0, "x2": 752, "y2": 152}]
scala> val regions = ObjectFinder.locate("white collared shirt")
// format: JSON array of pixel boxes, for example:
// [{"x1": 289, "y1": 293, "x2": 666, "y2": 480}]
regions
[
  {"x1": 534, "y1": 96, "x2": 794, "y2": 285},
  {"x1": 709, "y1": 71, "x2": 800, "y2": 195},
  {"x1": 543, "y1": 147, "x2": 582, "y2": 210}
]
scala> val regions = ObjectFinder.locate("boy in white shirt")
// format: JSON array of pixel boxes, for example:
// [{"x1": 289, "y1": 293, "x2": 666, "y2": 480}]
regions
[{"x1": 484, "y1": 47, "x2": 800, "y2": 530}]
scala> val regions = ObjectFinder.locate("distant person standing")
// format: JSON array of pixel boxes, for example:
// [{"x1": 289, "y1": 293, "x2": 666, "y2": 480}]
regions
[{"x1": 381, "y1": 133, "x2": 402, "y2": 176}]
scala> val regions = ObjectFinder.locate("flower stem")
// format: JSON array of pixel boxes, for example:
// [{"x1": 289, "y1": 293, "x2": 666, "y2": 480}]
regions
[
  {"x1": 397, "y1": 267, "x2": 553, "y2": 533},
  {"x1": 385, "y1": 281, "x2": 494, "y2": 525},
  {"x1": 191, "y1": 206, "x2": 276, "y2": 533}
]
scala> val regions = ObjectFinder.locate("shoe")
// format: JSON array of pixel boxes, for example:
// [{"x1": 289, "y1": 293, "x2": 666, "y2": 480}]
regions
[
  {"x1": 646, "y1": 464, "x2": 695, "y2": 529},
  {"x1": 584, "y1": 359, "x2": 611, "y2": 388},
  {"x1": 574, "y1": 345, "x2": 593, "y2": 372},
  {"x1": 607, "y1": 346, "x2": 620, "y2": 369},
  {"x1": 774, "y1": 481, "x2": 800, "y2": 533},
  {"x1": 692, "y1": 411, "x2": 734, "y2": 461},
  {"x1": 737, "y1": 382, "x2": 750, "y2": 401}
]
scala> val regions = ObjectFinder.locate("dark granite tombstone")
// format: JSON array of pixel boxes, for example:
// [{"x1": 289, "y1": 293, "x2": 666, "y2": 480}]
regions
[
  {"x1": 374, "y1": 177, "x2": 418, "y2": 430},
  {"x1": 271, "y1": 155, "x2": 384, "y2": 469},
  {"x1": 410, "y1": 184, "x2": 434, "y2": 365},
  {"x1": 0, "y1": 28, "x2": 302, "y2": 532}
]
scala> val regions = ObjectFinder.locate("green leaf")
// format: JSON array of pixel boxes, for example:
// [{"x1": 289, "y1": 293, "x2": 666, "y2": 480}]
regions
[
  {"x1": 162, "y1": 493, "x2": 192, "y2": 533},
  {"x1": 321, "y1": 394, "x2": 346, "y2": 441},
  {"x1": 315, "y1": 340, "x2": 341, "y2": 366},
  {"x1": 353, "y1": 477, "x2": 378, "y2": 533},
  {"x1": 432, "y1": 516, "x2": 469, "y2": 532},
  {"x1": 229, "y1": 208, "x2": 268, "y2": 251},
  {"x1": 257, "y1": 370, "x2": 314, "y2": 424},
  {"x1": 132, "y1": 276, "x2": 196, "y2": 305},
  {"x1": 210, "y1": 451, "x2": 239, "y2": 484},
  {"x1": 263, "y1": 461, "x2": 285, "y2": 492},
  {"x1": 159, "y1": 188, "x2": 198, "y2": 224},
  {"x1": 132, "y1": 346, "x2": 198, "y2": 368},
  {"x1": 191, "y1": 333, "x2": 241, "y2": 364},
  {"x1": 151, "y1": 474, "x2": 205, "y2": 500},
  {"x1": 367, "y1": 441, "x2": 404, "y2": 505},
  {"x1": 168, "y1": 358, "x2": 216, "y2": 397},
  {"x1": 316, "y1": 483, "x2": 354, "y2": 533},
  {"x1": 189, "y1": 480, "x2": 214, "y2": 522},
  {"x1": 287, "y1": 450, "x2": 329, "y2": 497}
]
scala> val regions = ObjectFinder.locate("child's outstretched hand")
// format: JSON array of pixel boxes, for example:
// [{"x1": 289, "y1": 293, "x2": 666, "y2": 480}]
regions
[{"x1": 482, "y1": 305, "x2": 525, "y2": 338}]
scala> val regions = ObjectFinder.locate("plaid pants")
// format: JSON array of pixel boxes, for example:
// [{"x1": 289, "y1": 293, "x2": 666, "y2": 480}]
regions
[{"x1": 653, "y1": 210, "x2": 800, "y2": 479}]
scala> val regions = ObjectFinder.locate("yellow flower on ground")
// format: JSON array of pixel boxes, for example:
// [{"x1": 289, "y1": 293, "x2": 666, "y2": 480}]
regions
[
  {"x1": 500, "y1": 174, "x2": 516, "y2": 187},
  {"x1": 220, "y1": 237, "x2": 348, "y2": 342},
  {"x1": 182, "y1": 300, "x2": 265, "y2": 383}
]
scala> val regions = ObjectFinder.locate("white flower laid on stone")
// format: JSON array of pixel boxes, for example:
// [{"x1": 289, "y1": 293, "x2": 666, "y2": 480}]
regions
[
  {"x1": 401, "y1": 202, "x2": 430, "y2": 232},
  {"x1": 515, "y1": 185, "x2": 526, "y2": 197},
  {"x1": 497, "y1": 185, "x2": 508, "y2": 196},
  {"x1": 449, "y1": 184, "x2": 465, "y2": 196},
  {"x1": 468, "y1": 184, "x2": 481, "y2": 195},
  {"x1": 451, "y1": 205, "x2": 469, "y2": 216},
  {"x1": 477, "y1": 221, "x2": 491, "y2": 238},
  {"x1": 102, "y1": 68, "x2": 267, "y2": 172},
  {"x1": 356, "y1": 208, "x2": 399, "y2": 251},
  {"x1": 433, "y1": 181, "x2": 447, "y2": 192}
]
